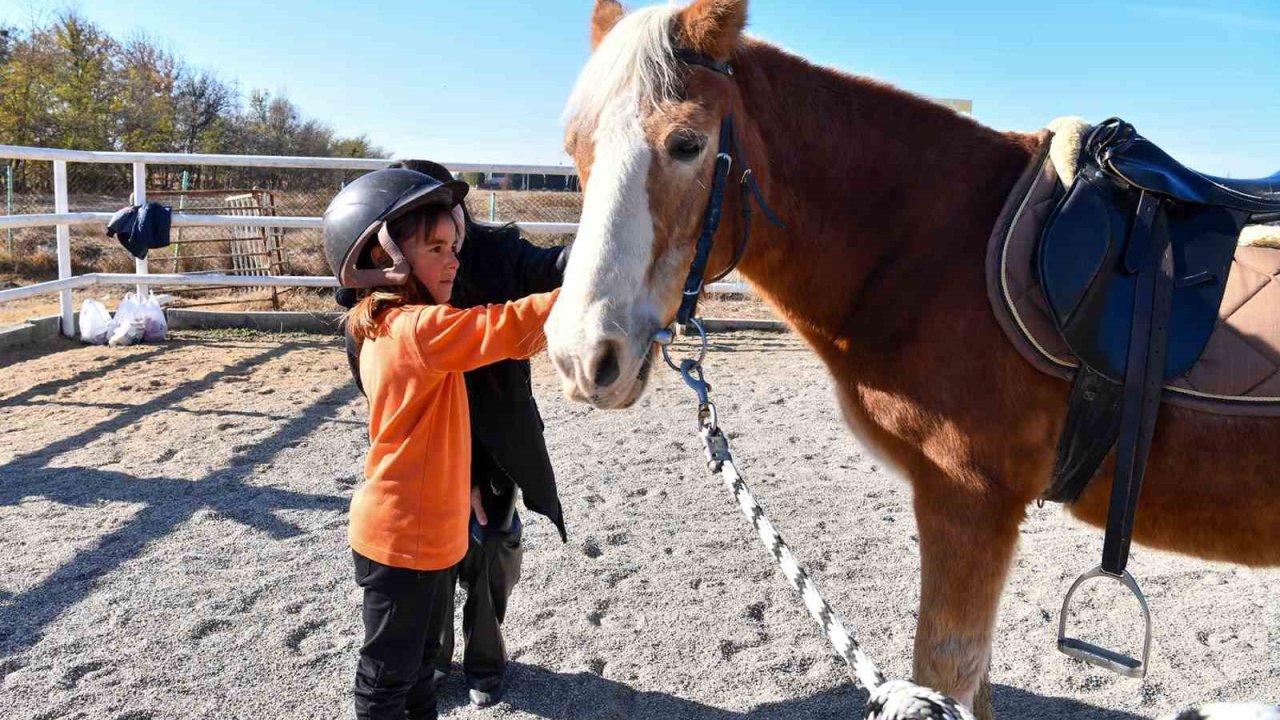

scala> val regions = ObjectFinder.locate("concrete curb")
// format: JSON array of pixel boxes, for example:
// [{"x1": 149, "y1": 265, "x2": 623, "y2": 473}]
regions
[
  {"x1": 0, "y1": 315, "x2": 70, "y2": 353},
  {"x1": 163, "y1": 311, "x2": 786, "y2": 335},
  {"x1": 165, "y1": 309, "x2": 344, "y2": 335},
  {"x1": 683, "y1": 317, "x2": 788, "y2": 333}
]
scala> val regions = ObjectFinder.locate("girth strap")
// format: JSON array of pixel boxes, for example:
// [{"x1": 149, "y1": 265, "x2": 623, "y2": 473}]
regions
[
  {"x1": 1101, "y1": 190, "x2": 1175, "y2": 576},
  {"x1": 1042, "y1": 368, "x2": 1122, "y2": 504}
]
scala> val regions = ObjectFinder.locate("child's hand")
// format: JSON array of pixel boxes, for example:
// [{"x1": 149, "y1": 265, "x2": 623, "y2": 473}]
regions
[{"x1": 471, "y1": 487, "x2": 488, "y2": 526}]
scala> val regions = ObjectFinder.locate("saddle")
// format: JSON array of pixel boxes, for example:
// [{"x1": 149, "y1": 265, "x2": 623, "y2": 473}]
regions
[{"x1": 1034, "y1": 118, "x2": 1280, "y2": 677}]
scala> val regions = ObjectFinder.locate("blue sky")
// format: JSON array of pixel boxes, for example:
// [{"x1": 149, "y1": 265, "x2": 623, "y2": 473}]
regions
[{"x1": 6, "y1": 0, "x2": 1279, "y2": 176}]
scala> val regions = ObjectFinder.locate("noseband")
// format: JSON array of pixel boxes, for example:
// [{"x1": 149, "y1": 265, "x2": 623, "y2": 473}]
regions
[{"x1": 672, "y1": 49, "x2": 784, "y2": 325}]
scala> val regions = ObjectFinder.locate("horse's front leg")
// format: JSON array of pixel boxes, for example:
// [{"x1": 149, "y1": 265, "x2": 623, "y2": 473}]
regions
[{"x1": 911, "y1": 478, "x2": 1025, "y2": 720}]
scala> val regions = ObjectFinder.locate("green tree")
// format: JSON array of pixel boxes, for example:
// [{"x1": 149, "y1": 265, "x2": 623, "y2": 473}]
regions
[
  {"x1": 0, "y1": 12, "x2": 389, "y2": 192},
  {"x1": 48, "y1": 12, "x2": 120, "y2": 151},
  {"x1": 173, "y1": 68, "x2": 236, "y2": 154},
  {"x1": 117, "y1": 34, "x2": 180, "y2": 152}
]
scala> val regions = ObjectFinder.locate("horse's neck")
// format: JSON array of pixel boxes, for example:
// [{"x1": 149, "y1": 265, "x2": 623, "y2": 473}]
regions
[{"x1": 731, "y1": 42, "x2": 1038, "y2": 359}]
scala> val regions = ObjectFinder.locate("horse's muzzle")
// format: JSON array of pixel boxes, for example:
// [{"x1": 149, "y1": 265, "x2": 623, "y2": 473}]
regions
[{"x1": 549, "y1": 334, "x2": 654, "y2": 409}]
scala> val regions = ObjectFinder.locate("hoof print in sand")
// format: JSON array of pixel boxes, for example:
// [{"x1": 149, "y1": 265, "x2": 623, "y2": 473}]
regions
[
  {"x1": 57, "y1": 660, "x2": 109, "y2": 689},
  {"x1": 284, "y1": 619, "x2": 327, "y2": 652},
  {"x1": 586, "y1": 599, "x2": 611, "y2": 627},
  {"x1": 190, "y1": 618, "x2": 233, "y2": 640}
]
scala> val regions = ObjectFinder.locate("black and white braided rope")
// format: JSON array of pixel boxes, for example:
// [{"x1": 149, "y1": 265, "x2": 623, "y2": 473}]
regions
[
  {"x1": 700, "y1": 425, "x2": 1280, "y2": 720},
  {"x1": 703, "y1": 425, "x2": 976, "y2": 720}
]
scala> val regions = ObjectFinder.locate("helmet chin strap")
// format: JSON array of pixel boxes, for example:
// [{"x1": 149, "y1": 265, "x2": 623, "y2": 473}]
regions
[
  {"x1": 375, "y1": 222, "x2": 413, "y2": 285},
  {"x1": 449, "y1": 204, "x2": 465, "y2": 253},
  {"x1": 375, "y1": 204, "x2": 466, "y2": 285}
]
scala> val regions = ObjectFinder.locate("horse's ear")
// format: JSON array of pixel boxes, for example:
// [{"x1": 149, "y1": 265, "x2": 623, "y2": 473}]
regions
[
  {"x1": 677, "y1": 0, "x2": 747, "y2": 61},
  {"x1": 591, "y1": 0, "x2": 625, "y2": 50}
]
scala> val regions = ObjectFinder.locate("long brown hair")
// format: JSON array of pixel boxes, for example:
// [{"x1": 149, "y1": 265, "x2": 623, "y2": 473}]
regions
[
  {"x1": 344, "y1": 279, "x2": 433, "y2": 343},
  {"x1": 343, "y1": 206, "x2": 449, "y2": 342}
]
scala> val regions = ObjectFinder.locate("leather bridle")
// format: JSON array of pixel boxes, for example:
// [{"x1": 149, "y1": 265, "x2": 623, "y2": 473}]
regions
[{"x1": 671, "y1": 48, "x2": 784, "y2": 325}]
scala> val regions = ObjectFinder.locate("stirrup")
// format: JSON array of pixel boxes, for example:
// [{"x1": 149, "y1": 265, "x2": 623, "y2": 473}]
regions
[{"x1": 1057, "y1": 565, "x2": 1152, "y2": 678}]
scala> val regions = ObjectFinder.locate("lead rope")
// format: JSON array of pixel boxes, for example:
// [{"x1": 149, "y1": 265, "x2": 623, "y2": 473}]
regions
[
  {"x1": 654, "y1": 322, "x2": 1280, "y2": 720},
  {"x1": 655, "y1": 321, "x2": 975, "y2": 720}
]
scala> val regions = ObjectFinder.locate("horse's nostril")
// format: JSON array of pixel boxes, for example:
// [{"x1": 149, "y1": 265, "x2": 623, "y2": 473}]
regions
[{"x1": 592, "y1": 343, "x2": 622, "y2": 389}]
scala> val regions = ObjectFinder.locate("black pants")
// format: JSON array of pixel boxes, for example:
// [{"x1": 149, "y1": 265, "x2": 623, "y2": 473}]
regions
[
  {"x1": 352, "y1": 551, "x2": 457, "y2": 720},
  {"x1": 439, "y1": 503, "x2": 524, "y2": 691},
  {"x1": 352, "y1": 482, "x2": 523, "y2": 718}
]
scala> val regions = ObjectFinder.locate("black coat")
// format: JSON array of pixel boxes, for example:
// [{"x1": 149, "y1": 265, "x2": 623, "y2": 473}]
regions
[
  {"x1": 343, "y1": 226, "x2": 569, "y2": 541},
  {"x1": 451, "y1": 226, "x2": 569, "y2": 541},
  {"x1": 105, "y1": 202, "x2": 171, "y2": 260}
]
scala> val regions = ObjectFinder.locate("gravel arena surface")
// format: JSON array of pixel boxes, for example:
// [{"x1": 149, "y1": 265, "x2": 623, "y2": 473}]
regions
[{"x1": 1, "y1": 330, "x2": 1277, "y2": 719}]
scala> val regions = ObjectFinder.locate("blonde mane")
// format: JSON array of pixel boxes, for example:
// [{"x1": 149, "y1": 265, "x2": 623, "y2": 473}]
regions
[{"x1": 563, "y1": 5, "x2": 683, "y2": 128}]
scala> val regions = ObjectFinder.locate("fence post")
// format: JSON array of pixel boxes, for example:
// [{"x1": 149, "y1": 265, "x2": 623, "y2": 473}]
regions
[
  {"x1": 174, "y1": 169, "x2": 188, "y2": 271},
  {"x1": 489, "y1": 190, "x2": 497, "y2": 222},
  {"x1": 132, "y1": 161, "x2": 149, "y2": 300},
  {"x1": 53, "y1": 160, "x2": 74, "y2": 337},
  {"x1": 5, "y1": 162, "x2": 12, "y2": 259}
]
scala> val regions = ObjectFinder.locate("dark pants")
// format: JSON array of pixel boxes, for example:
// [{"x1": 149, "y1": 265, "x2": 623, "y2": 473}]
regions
[
  {"x1": 438, "y1": 503, "x2": 524, "y2": 691},
  {"x1": 352, "y1": 551, "x2": 457, "y2": 720},
  {"x1": 352, "y1": 478, "x2": 524, "y2": 717}
]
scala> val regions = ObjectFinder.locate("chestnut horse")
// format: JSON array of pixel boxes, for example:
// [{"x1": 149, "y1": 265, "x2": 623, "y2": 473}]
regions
[{"x1": 544, "y1": 1, "x2": 1280, "y2": 717}]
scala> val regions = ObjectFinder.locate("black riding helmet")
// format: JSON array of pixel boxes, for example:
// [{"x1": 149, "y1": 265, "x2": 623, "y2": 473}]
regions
[{"x1": 322, "y1": 168, "x2": 468, "y2": 288}]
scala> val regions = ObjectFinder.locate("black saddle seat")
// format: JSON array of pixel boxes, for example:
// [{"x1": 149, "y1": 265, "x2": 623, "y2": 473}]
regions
[
  {"x1": 1202, "y1": 171, "x2": 1280, "y2": 200},
  {"x1": 1090, "y1": 119, "x2": 1280, "y2": 213},
  {"x1": 1040, "y1": 165, "x2": 1242, "y2": 384}
]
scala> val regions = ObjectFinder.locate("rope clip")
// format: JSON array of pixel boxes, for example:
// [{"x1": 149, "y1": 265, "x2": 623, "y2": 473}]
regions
[{"x1": 700, "y1": 423, "x2": 730, "y2": 471}]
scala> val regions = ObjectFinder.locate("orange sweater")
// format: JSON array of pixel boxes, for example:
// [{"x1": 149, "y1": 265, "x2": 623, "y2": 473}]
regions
[{"x1": 349, "y1": 289, "x2": 559, "y2": 571}]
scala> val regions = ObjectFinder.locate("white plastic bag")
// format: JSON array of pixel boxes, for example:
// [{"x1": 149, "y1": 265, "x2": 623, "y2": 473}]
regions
[
  {"x1": 115, "y1": 292, "x2": 140, "y2": 320},
  {"x1": 139, "y1": 295, "x2": 167, "y2": 342},
  {"x1": 108, "y1": 292, "x2": 145, "y2": 347},
  {"x1": 78, "y1": 298, "x2": 113, "y2": 345},
  {"x1": 108, "y1": 316, "x2": 145, "y2": 347}
]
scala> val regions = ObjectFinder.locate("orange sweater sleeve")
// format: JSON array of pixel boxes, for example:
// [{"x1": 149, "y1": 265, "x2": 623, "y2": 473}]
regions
[{"x1": 413, "y1": 288, "x2": 559, "y2": 372}]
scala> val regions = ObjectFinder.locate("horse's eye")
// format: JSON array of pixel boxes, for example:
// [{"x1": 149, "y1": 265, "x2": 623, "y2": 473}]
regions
[{"x1": 667, "y1": 133, "x2": 705, "y2": 162}]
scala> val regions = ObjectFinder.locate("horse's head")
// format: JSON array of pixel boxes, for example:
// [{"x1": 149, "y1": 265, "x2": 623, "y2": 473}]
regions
[{"x1": 546, "y1": 0, "x2": 750, "y2": 409}]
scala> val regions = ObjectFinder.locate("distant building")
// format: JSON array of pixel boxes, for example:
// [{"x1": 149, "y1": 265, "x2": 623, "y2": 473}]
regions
[{"x1": 475, "y1": 172, "x2": 579, "y2": 191}]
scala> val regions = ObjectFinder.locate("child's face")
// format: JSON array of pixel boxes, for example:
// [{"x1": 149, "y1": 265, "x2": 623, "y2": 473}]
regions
[{"x1": 401, "y1": 212, "x2": 462, "y2": 304}]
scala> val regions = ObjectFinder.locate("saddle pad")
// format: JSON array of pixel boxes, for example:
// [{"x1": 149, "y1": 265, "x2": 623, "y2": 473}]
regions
[{"x1": 986, "y1": 129, "x2": 1280, "y2": 416}]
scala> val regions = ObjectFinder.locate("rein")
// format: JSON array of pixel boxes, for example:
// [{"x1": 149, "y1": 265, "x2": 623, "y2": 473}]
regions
[
  {"x1": 672, "y1": 49, "x2": 784, "y2": 326},
  {"x1": 655, "y1": 322, "x2": 976, "y2": 720}
]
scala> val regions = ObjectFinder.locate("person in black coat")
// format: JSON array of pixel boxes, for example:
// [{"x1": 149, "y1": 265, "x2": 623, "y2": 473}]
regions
[{"x1": 338, "y1": 159, "x2": 569, "y2": 708}]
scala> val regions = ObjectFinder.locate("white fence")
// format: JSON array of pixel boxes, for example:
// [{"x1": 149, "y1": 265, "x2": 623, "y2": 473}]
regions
[{"x1": 0, "y1": 145, "x2": 748, "y2": 338}]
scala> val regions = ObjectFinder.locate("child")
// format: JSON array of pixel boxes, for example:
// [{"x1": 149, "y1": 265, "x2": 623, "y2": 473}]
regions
[
  {"x1": 383, "y1": 159, "x2": 569, "y2": 708},
  {"x1": 321, "y1": 168, "x2": 558, "y2": 720}
]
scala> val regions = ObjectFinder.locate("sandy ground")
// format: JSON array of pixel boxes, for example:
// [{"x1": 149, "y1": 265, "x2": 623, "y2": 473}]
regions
[{"x1": 0, "y1": 330, "x2": 1277, "y2": 720}]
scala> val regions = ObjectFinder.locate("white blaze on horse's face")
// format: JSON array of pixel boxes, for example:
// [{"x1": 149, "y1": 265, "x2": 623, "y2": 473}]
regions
[
  {"x1": 547, "y1": 103, "x2": 660, "y2": 408},
  {"x1": 547, "y1": 6, "x2": 679, "y2": 409},
  {"x1": 547, "y1": 1, "x2": 741, "y2": 409}
]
